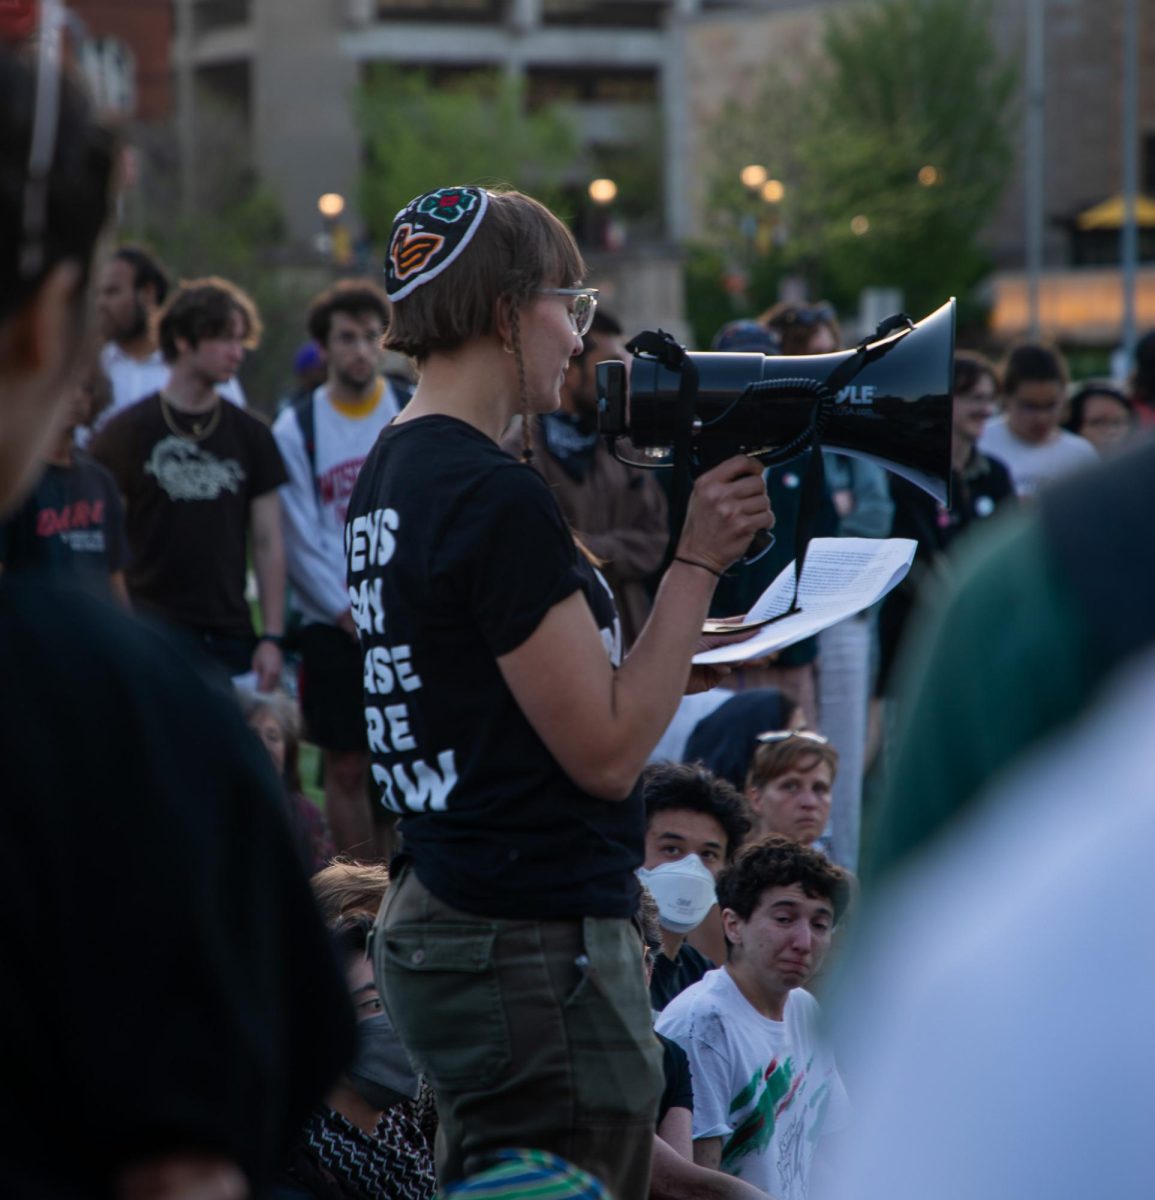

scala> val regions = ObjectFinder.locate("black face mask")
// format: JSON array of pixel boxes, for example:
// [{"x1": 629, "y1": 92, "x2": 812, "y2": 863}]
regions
[{"x1": 346, "y1": 1014, "x2": 421, "y2": 1111}]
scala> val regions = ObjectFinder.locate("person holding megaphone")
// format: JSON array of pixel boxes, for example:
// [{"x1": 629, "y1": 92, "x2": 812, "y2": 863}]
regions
[{"x1": 349, "y1": 185, "x2": 773, "y2": 1197}]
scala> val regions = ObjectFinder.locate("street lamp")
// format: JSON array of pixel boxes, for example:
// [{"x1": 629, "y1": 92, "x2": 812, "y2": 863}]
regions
[
  {"x1": 318, "y1": 192, "x2": 346, "y2": 219},
  {"x1": 761, "y1": 178, "x2": 785, "y2": 204},
  {"x1": 588, "y1": 178, "x2": 618, "y2": 205},
  {"x1": 740, "y1": 163, "x2": 768, "y2": 190}
]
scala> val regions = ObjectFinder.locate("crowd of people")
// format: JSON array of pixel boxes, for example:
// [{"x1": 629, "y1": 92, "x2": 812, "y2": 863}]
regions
[{"x1": 3, "y1": 30, "x2": 1154, "y2": 1200}]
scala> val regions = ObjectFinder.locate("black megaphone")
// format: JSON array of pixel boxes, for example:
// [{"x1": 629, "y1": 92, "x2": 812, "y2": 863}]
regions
[{"x1": 596, "y1": 298, "x2": 956, "y2": 506}]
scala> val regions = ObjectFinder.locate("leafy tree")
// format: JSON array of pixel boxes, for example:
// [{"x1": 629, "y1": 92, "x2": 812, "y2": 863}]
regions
[
  {"x1": 127, "y1": 95, "x2": 317, "y2": 414},
  {"x1": 356, "y1": 66, "x2": 580, "y2": 242},
  {"x1": 697, "y1": 0, "x2": 1016, "y2": 323}
]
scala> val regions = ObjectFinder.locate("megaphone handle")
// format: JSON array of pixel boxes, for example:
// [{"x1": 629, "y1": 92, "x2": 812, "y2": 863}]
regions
[{"x1": 743, "y1": 526, "x2": 777, "y2": 565}]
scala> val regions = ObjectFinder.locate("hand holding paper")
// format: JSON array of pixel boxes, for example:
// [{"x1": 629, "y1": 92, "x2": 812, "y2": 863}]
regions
[{"x1": 693, "y1": 537, "x2": 916, "y2": 665}]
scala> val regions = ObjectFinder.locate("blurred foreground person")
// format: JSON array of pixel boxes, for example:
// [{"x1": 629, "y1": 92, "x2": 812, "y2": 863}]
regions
[
  {"x1": 0, "y1": 37, "x2": 354, "y2": 1198},
  {"x1": 868, "y1": 428, "x2": 1155, "y2": 881},
  {"x1": 830, "y1": 648, "x2": 1155, "y2": 1200},
  {"x1": 355, "y1": 185, "x2": 772, "y2": 1195}
]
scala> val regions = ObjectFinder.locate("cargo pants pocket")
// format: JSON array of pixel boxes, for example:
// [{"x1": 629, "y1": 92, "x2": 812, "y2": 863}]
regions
[
  {"x1": 562, "y1": 917, "x2": 665, "y2": 1121},
  {"x1": 377, "y1": 920, "x2": 511, "y2": 1090}
]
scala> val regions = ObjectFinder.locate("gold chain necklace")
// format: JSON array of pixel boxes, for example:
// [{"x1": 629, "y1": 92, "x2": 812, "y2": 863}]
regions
[{"x1": 159, "y1": 392, "x2": 222, "y2": 442}]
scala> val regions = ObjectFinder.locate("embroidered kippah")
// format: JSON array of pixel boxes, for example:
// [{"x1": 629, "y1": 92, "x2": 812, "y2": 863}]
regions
[{"x1": 384, "y1": 185, "x2": 490, "y2": 301}]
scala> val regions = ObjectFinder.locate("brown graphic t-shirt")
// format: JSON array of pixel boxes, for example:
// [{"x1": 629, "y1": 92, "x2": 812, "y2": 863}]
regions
[{"x1": 91, "y1": 393, "x2": 287, "y2": 637}]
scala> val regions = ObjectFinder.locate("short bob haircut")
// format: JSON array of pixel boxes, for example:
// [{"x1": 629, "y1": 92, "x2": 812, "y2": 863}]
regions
[
  {"x1": 306, "y1": 278, "x2": 390, "y2": 347},
  {"x1": 157, "y1": 276, "x2": 263, "y2": 363},
  {"x1": 745, "y1": 735, "x2": 839, "y2": 796},
  {"x1": 717, "y1": 834, "x2": 853, "y2": 929},
  {"x1": 384, "y1": 188, "x2": 585, "y2": 363}
]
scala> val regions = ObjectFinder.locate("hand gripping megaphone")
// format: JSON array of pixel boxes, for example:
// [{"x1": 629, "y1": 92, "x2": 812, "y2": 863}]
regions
[{"x1": 596, "y1": 298, "x2": 956, "y2": 508}]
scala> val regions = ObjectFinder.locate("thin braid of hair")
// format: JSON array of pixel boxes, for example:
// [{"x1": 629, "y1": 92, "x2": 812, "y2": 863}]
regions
[{"x1": 511, "y1": 302, "x2": 534, "y2": 463}]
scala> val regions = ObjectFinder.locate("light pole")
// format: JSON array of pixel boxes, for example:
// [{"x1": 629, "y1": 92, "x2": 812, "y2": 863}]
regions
[{"x1": 1121, "y1": 0, "x2": 1139, "y2": 362}]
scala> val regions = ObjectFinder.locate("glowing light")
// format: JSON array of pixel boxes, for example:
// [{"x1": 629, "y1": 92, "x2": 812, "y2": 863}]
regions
[
  {"x1": 761, "y1": 178, "x2": 785, "y2": 204},
  {"x1": 918, "y1": 164, "x2": 941, "y2": 187},
  {"x1": 318, "y1": 192, "x2": 346, "y2": 218},
  {"x1": 588, "y1": 178, "x2": 618, "y2": 204},
  {"x1": 850, "y1": 214, "x2": 871, "y2": 236},
  {"x1": 740, "y1": 163, "x2": 768, "y2": 190}
]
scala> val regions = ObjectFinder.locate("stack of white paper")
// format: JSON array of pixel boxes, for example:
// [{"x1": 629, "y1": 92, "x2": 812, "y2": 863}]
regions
[{"x1": 693, "y1": 537, "x2": 916, "y2": 665}]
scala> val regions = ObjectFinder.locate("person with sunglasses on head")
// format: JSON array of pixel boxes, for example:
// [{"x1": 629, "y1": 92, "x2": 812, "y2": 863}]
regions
[
  {"x1": 0, "y1": 30, "x2": 354, "y2": 1200},
  {"x1": 745, "y1": 731, "x2": 839, "y2": 851},
  {"x1": 351, "y1": 186, "x2": 773, "y2": 1198}
]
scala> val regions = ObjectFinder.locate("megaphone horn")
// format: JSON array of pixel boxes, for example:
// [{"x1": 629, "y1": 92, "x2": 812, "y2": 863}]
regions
[{"x1": 597, "y1": 298, "x2": 956, "y2": 506}]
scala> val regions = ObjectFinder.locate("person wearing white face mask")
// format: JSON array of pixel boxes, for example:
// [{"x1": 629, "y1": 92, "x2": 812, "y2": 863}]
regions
[{"x1": 637, "y1": 763, "x2": 752, "y2": 1012}]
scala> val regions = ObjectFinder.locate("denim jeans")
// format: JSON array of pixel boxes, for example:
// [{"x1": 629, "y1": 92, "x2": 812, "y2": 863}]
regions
[{"x1": 373, "y1": 865, "x2": 663, "y2": 1196}]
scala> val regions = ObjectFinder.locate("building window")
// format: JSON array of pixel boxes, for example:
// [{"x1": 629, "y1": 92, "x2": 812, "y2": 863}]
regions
[
  {"x1": 375, "y1": 0, "x2": 503, "y2": 21},
  {"x1": 541, "y1": 0, "x2": 670, "y2": 28},
  {"x1": 526, "y1": 68, "x2": 658, "y2": 107}
]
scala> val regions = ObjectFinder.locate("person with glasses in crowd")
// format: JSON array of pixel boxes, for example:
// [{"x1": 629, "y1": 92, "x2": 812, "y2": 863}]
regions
[
  {"x1": 348, "y1": 185, "x2": 773, "y2": 1197},
  {"x1": 1062, "y1": 380, "x2": 1136, "y2": 456}
]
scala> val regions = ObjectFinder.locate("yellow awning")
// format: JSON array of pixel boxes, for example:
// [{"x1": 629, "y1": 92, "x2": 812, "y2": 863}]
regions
[{"x1": 1075, "y1": 193, "x2": 1155, "y2": 230}]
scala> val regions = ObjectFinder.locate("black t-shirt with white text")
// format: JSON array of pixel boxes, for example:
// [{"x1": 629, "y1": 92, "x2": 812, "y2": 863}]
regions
[
  {"x1": 0, "y1": 453, "x2": 127, "y2": 581},
  {"x1": 91, "y1": 394, "x2": 286, "y2": 637},
  {"x1": 346, "y1": 415, "x2": 642, "y2": 919}
]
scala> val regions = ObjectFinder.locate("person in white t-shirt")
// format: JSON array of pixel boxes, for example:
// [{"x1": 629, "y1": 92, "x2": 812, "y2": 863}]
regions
[
  {"x1": 656, "y1": 835, "x2": 852, "y2": 1200},
  {"x1": 273, "y1": 280, "x2": 404, "y2": 858},
  {"x1": 96, "y1": 244, "x2": 244, "y2": 427},
  {"x1": 978, "y1": 342, "x2": 1096, "y2": 497}
]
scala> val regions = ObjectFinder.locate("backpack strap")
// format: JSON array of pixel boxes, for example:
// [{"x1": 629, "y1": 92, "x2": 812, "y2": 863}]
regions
[{"x1": 292, "y1": 391, "x2": 319, "y2": 504}]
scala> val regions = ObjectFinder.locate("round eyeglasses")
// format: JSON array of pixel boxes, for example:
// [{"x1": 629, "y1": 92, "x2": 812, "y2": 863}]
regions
[{"x1": 537, "y1": 287, "x2": 599, "y2": 338}]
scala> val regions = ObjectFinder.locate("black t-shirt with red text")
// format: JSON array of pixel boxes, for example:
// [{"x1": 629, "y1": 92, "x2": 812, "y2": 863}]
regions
[
  {"x1": 91, "y1": 394, "x2": 286, "y2": 637},
  {"x1": 0, "y1": 453, "x2": 127, "y2": 583},
  {"x1": 346, "y1": 415, "x2": 642, "y2": 920}
]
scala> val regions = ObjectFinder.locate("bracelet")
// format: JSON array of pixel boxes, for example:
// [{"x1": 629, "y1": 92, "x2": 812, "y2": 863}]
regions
[
  {"x1": 673, "y1": 555, "x2": 724, "y2": 580},
  {"x1": 257, "y1": 633, "x2": 284, "y2": 647}
]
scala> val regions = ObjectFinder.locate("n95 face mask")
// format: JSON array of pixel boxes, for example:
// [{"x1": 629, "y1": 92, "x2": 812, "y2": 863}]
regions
[{"x1": 636, "y1": 854, "x2": 717, "y2": 934}]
